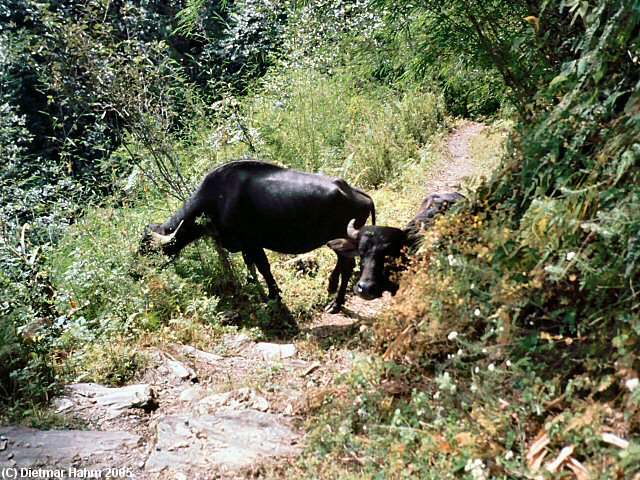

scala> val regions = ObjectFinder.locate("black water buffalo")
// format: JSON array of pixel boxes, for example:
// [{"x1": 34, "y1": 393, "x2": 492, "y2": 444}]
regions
[
  {"x1": 141, "y1": 160, "x2": 375, "y2": 313},
  {"x1": 328, "y1": 192, "x2": 464, "y2": 300}
]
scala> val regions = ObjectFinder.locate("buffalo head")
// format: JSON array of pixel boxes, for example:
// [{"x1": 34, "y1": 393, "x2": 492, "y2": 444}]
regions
[
  {"x1": 328, "y1": 192, "x2": 465, "y2": 300},
  {"x1": 328, "y1": 219, "x2": 408, "y2": 300},
  {"x1": 139, "y1": 220, "x2": 185, "y2": 256}
]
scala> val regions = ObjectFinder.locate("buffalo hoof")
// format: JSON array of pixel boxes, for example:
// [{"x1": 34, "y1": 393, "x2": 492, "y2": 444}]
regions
[{"x1": 324, "y1": 299, "x2": 343, "y2": 314}]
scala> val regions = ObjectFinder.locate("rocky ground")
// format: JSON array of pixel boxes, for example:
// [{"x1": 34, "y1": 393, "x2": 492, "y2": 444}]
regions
[{"x1": 0, "y1": 123, "x2": 486, "y2": 480}]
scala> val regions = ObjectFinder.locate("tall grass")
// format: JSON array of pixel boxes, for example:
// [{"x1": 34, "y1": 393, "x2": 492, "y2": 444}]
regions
[{"x1": 247, "y1": 69, "x2": 446, "y2": 186}]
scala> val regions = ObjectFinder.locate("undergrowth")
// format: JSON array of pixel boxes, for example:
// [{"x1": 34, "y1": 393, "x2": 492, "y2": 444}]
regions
[{"x1": 2, "y1": 65, "x2": 447, "y2": 405}]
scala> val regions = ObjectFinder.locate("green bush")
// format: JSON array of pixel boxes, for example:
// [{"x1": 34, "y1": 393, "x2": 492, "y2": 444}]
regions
[
  {"x1": 340, "y1": 1, "x2": 640, "y2": 478},
  {"x1": 0, "y1": 239, "x2": 58, "y2": 415}
]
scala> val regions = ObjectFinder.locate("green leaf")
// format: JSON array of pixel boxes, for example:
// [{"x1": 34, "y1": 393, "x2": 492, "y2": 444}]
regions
[
  {"x1": 549, "y1": 75, "x2": 568, "y2": 87},
  {"x1": 592, "y1": 68, "x2": 605, "y2": 84}
]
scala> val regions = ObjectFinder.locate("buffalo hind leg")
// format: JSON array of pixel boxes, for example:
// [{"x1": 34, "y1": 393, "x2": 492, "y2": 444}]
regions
[
  {"x1": 243, "y1": 247, "x2": 281, "y2": 301},
  {"x1": 325, "y1": 255, "x2": 355, "y2": 313},
  {"x1": 242, "y1": 252, "x2": 260, "y2": 285}
]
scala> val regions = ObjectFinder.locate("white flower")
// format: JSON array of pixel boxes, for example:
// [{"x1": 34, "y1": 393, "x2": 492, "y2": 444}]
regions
[
  {"x1": 474, "y1": 366, "x2": 480, "y2": 374},
  {"x1": 447, "y1": 331, "x2": 458, "y2": 340},
  {"x1": 488, "y1": 363, "x2": 495, "y2": 372},
  {"x1": 359, "y1": 324, "x2": 367, "y2": 332},
  {"x1": 447, "y1": 254, "x2": 457, "y2": 266},
  {"x1": 482, "y1": 348, "x2": 488, "y2": 354},
  {"x1": 464, "y1": 458, "x2": 487, "y2": 480},
  {"x1": 566, "y1": 251, "x2": 576, "y2": 261},
  {"x1": 506, "y1": 360, "x2": 512, "y2": 367},
  {"x1": 505, "y1": 450, "x2": 514, "y2": 460},
  {"x1": 626, "y1": 377, "x2": 639, "y2": 392},
  {"x1": 470, "y1": 283, "x2": 475, "y2": 289},
  {"x1": 457, "y1": 349, "x2": 463, "y2": 356},
  {"x1": 474, "y1": 308, "x2": 481, "y2": 317}
]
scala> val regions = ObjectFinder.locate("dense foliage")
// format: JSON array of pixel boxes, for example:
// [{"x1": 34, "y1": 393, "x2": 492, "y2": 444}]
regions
[
  {"x1": 0, "y1": 0, "x2": 285, "y2": 409},
  {"x1": 299, "y1": 0, "x2": 639, "y2": 478}
]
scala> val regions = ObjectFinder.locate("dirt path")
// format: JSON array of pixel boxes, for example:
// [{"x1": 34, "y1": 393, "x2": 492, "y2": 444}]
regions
[
  {"x1": 0, "y1": 123, "x2": 487, "y2": 480},
  {"x1": 434, "y1": 121, "x2": 486, "y2": 192}
]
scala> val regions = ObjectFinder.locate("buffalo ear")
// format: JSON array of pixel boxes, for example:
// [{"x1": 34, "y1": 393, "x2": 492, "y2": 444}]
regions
[
  {"x1": 404, "y1": 229, "x2": 422, "y2": 252},
  {"x1": 327, "y1": 238, "x2": 359, "y2": 259}
]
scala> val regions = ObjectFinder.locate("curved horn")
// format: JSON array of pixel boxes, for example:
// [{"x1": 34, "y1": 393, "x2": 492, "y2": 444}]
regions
[
  {"x1": 149, "y1": 220, "x2": 184, "y2": 247},
  {"x1": 347, "y1": 218, "x2": 360, "y2": 240}
]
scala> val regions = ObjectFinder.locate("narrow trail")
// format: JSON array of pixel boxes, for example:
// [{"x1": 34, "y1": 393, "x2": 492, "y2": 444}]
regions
[
  {"x1": 437, "y1": 121, "x2": 486, "y2": 192},
  {"x1": 0, "y1": 122, "x2": 487, "y2": 480}
]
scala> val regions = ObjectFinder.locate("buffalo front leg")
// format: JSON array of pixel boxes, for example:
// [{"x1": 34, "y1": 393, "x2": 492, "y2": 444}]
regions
[
  {"x1": 327, "y1": 257, "x2": 342, "y2": 294},
  {"x1": 325, "y1": 255, "x2": 355, "y2": 313},
  {"x1": 243, "y1": 247, "x2": 281, "y2": 300}
]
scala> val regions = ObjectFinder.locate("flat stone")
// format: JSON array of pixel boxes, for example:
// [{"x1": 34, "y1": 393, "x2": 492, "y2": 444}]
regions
[
  {"x1": 255, "y1": 342, "x2": 297, "y2": 360},
  {"x1": 178, "y1": 386, "x2": 206, "y2": 403},
  {"x1": 178, "y1": 344, "x2": 223, "y2": 364},
  {"x1": 284, "y1": 359, "x2": 313, "y2": 369},
  {"x1": 147, "y1": 350, "x2": 198, "y2": 383},
  {"x1": 165, "y1": 359, "x2": 195, "y2": 380},
  {"x1": 196, "y1": 388, "x2": 269, "y2": 414},
  {"x1": 54, "y1": 383, "x2": 156, "y2": 419},
  {"x1": 225, "y1": 333, "x2": 253, "y2": 352},
  {"x1": 0, "y1": 426, "x2": 141, "y2": 470},
  {"x1": 145, "y1": 410, "x2": 300, "y2": 474}
]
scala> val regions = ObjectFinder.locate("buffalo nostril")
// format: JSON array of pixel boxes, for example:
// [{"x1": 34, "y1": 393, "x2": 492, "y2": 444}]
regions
[{"x1": 356, "y1": 281, "x2": 380, "y2": 300}]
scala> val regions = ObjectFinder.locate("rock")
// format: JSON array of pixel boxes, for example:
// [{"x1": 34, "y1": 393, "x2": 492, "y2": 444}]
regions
[
  {"x1": 165, "y1": 358, "x2": 196, "y2": 380},
  {"x1": 178, "y1": 386, "x2": 206, "y2": 403},
  {"x1": 178, "y1": 344, "x2": 223, "y2": 364},
  {"x1": 0, "y1": 426, "x2": 141, "y2": 470},
  {"x1": 285, "y1": 359, "x2": 314, "y2": 369},
  {"x1": 255, "y1": 342, "x2": 297, "y2": 360},
  {"x1": 218, "y1": 310, "x2": 241, "y2": 324},
  {"x1": 53, "y1": 397, "x2": 75, "y2": 413},
  {"x1": 147, "y1": 350, "x2": 197, "y2": 383},
  {"x1": 225, "y1": 333, "x2": 253, "y2": 352},
  {"x1": 196, "y1": 388, "x2": 269, "y2": 414},
  {"x1": 145, "y1": 410, "x2": 300, "y2": 474},
  {"x1": 54, "y1": 383, "x2": 156, "y2": 419},
  {"x1": 197, "y1": 391, "x2": 232, "y2": 414}
]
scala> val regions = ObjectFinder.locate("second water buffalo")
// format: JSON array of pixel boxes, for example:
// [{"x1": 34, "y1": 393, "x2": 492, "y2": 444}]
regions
[{"x1": 328, "y1": 192, "x2": 464, "y2": 300}]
